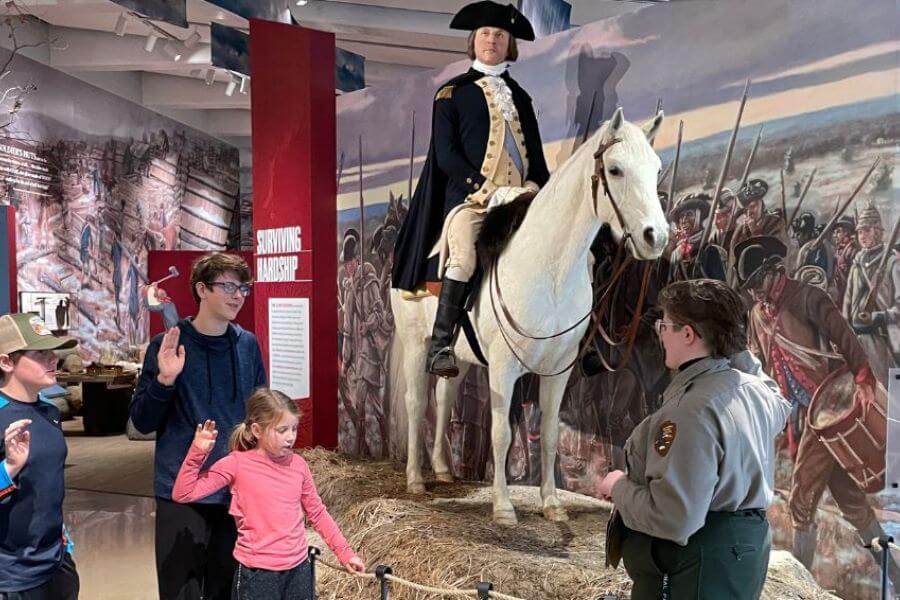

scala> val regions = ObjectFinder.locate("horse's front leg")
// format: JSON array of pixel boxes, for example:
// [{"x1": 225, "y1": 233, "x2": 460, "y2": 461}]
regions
[
  {"x1": 432, "y1": 362, "x2": 470, "y2": 482},
  {"x1": 539, "y1": 372, "x2": 570, "y2": 522},
  {"x1": 489, "y1": 369, "x2": 519, "y2": 525}
]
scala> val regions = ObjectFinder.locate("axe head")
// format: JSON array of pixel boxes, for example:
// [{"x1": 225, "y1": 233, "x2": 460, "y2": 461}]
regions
[{"x1": 168, "y1": 266, "x2": 180, "y2": 277}]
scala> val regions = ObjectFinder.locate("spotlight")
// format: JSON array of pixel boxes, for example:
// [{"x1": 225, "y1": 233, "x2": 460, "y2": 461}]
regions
[
  {"x1": 183, "y1": 29, "x2": 201, "y2": 49},
  {"x1": 224, "y1": 75, "x2": 238, "y2": 97},
  {"x1": 144, "y1": 33, "x2": 159, "y2": 52},
  {"x1": 114, "y1": 12, "x2": 128, "y2": 36},
  {"x1": 204, "y1": 68, "x2": 216, "y2": 85},
  {"x1": 162, "y1": 41, "x2": 183, "y2": 61},
  {"x1": 238, "y1": 75, "x2": 249, "y2": 94},
  {"x1": 296, "y1": 0, "x2": 308, "y2": 5}
]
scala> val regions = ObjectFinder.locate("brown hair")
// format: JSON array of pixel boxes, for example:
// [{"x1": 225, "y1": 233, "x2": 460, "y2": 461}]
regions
[
  {"x1": 657, "y1": 279, "x2": 748, "y2": 357},
  {"x1": 229, "y1": 388, "x2": 302, "y2": 452},
  {"x1": 190, "y1": 252, "x2": 252, "y2": 304},
  {"x1": 467, "y1": 29, "x2": 519, "y2": 62}
]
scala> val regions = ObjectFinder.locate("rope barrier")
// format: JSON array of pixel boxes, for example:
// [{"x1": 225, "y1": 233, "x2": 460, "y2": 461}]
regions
[{"x1": 311, "y1": 549, "x2": 529, "y2": 600}]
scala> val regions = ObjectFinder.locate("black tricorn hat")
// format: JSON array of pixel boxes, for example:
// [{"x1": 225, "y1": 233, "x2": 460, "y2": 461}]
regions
[
  {"x1": 734, "y1": 235, "x2": 787, "y2": 288},
  {"x1": 669, "y1": 193, "x2": 711, "y2": 222},
  {"x1": 737, "y1": 178, "x2": 769, "y2": 206},
  {"x1": 833, "y1": 215, "x2": 856, "y2": 234},
  {"x1": 450, "y1": 1, "x2": 536, "y2": 41}
]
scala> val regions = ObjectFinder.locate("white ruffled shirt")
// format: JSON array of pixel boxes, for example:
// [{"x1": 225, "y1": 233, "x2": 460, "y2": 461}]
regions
[{"x1": 471, "y1": 60, "x2": 518, "y2": 124}]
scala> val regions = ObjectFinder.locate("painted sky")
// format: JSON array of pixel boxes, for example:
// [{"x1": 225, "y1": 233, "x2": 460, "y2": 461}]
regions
[{"x1": 336, "y1": 0, "x2": 896, "y2": 208}]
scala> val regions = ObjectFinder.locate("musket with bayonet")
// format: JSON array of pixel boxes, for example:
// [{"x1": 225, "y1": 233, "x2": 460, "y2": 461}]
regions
[
  {"x1": 664, "y1": 120, "x2": 684, "y2": 216},
  {"x1": 408, "y1": 111, "x2": 416, "y2": 202},
  {"x1": 788, "y1": 168, "x2": 817, "y2": 228},
  {"x1": 695, "y1": 79, "x2": 751, "y2": 275},
  {"x1": 805, "y1": 157, "x2": 881, "y2": 255},
  {"x1": 779, "y1": 169, "x2": 788, "y2": 228},
  {"x1": 856, "y1": 214, "x2": 900, "y2": 327},
  {"x1": 358, "y1": 135, "x2": 366, "y2": 258},
  {"x1": 739, "y1": 125, "x2": 763, "y2": 188}
]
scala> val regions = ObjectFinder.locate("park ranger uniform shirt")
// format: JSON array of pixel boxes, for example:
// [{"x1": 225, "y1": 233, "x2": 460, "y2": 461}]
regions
[{"x1": 611, "y1": 351, "x2": 790, "y2": 545}]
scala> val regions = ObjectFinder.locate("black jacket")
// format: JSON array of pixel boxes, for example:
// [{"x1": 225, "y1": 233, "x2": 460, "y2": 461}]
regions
[{"x1": 392, "y1": 69, "x2": 549, "y2": 291}]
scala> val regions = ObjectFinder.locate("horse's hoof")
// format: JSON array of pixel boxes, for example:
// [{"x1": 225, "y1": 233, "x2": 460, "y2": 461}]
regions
[
  {"x1": 407, "y1": 482, "x2": 426, "y2": 495},
  {"x1": 493, "y1": 509, "x2": 518, "y2": 526},
  {"x1": 434, "y1": 471, "x2": 454, "y2": 483},
  {"x1": 544, "y1": 505, "x2": 569, "y2": 522}
]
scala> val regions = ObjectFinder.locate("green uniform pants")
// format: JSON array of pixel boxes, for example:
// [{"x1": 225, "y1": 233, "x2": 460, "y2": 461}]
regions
[{"x1": 621, "y1": 510, "x2": 770, "y2": 600}]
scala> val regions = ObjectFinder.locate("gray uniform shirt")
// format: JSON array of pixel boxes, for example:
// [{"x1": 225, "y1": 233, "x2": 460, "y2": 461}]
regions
[{"x1": 611, "y1": 351, "x2": 790, "y2": 545}]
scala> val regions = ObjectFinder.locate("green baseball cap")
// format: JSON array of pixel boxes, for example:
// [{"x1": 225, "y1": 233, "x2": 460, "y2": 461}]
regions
[{"x1": 0, "y1": 313, "x2": 78, "y2": 355}]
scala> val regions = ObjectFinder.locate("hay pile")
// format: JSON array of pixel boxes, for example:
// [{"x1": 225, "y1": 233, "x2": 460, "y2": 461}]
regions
[{"x1": 303, "y1": 449, "x2": 838, "y2": 600}]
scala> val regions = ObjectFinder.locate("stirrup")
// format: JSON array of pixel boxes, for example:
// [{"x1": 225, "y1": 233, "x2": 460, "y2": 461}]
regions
[{"x1": 428, "y1": 347, "x2": 459, "y2": 378}]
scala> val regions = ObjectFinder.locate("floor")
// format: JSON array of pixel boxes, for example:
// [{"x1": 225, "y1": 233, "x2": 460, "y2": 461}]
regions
[{"x1": 63, "y1": 418, "x2": 158, "y2": 599}]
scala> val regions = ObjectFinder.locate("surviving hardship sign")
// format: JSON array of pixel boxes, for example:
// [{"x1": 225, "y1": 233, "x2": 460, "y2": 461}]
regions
[{"x1": 256, "y1": 226, "x2": 309, "y2": 282}]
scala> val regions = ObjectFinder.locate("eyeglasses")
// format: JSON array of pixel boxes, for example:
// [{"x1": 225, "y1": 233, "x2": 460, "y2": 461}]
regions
[
  {"x1": 207, "y1": 281, "x2": 252, "y2": 297},
  {"x1": 655, "y1": 319, "x2": 702, "y2": 338},
  {"x1": 654, "y1": 319, "x2": 679, "y2": 336}
]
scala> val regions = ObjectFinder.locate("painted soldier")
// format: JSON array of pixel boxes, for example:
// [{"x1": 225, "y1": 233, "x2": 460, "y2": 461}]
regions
[
  {"x1": 843, "y1": 203, "x2": 899, "y2": 382},
  {"x1": 666, "y1": 192, "x2": 725, "y2": 281},
  {"x1": 830, "y1": 216, "x2": 859, "y2": 306},
  {"x1": 710, "y1": 187, "x2": 737, "y2": 252},
  {"x1": 340, "y1": 230, "x2": 391, "y2": 457},
  {"x1": 736, "y1": 235, "x2": 895, "y2": 580},
  {"x1": 392, "y1": 0, "x2": 549, "y2": 378},
  {"x1": 792, "y1": 212, "x2": 832, "y2": 276},
  {"x1": 730, "y1": 178, "x2": 789, "y2": 256}
]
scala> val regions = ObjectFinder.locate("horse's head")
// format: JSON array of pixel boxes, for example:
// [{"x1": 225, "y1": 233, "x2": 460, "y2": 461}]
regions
[{"x1": 590, "y1": 107, "x2": 669, "y2": 260}]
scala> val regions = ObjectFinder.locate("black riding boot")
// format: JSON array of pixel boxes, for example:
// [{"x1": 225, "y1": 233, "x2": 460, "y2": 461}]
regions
[{"x1": 427, "y1": 278, "x2": 469, "y2": 378}]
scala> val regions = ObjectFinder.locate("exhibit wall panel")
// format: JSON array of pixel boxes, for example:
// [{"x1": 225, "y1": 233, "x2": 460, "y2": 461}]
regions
[
  {"x1": 0, "y1": 49, "x2": 240, "y2": 361},
  {"x1": 0, "y1": 206, "x2": 15, "y2": 315},
  {"x1": 250, "y1": 20, "x2": 337, "y2": 449},
  {"x1": 335, "y1": 1, "x2": 898, "y2": 597}
]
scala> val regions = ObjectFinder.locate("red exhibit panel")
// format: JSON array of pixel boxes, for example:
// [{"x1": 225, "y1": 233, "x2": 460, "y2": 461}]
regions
[
  {"x1": 146, "y1": 250, "x2": 255, "y2": 338},
  {"x1": 0, "y1": 206, "x2": 15, "y2": 315},
  {"x1": 249, "y1": 20, "x2": 337, "y2": 449}
]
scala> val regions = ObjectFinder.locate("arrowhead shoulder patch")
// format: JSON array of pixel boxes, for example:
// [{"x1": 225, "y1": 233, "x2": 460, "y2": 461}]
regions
[
  {"x1": 435, "y1": 85, "x2": 455, "y2": 101},
  {"x1": 655, "y1": 420, "x2": 677, "y2": 457}
]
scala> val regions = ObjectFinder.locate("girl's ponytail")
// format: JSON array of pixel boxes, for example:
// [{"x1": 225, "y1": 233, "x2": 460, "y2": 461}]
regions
[{"x1": 229, "y1": 422, "x2": 257, "y2": 451}]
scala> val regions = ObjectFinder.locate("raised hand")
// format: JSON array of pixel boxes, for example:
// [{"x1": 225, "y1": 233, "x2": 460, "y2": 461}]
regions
[
  {"x1": 3, "y1": 419, "x2": 32, "y2": 480},
  {"x1": 193, "y1": 420, "x2": 218, "y2": 453},
  {"x1": 157, "y1": 327, "x2": 185, "y2": 386}
]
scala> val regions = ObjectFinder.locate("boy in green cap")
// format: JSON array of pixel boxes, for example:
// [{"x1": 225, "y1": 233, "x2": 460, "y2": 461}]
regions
[{"x1": 0, "y1": 313, "x2": 79, "y2": 599}]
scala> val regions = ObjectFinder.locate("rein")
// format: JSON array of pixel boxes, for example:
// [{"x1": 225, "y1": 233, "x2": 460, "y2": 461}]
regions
[{"x1": 488, "y1": 137, "x2": 653, "y2": 376}]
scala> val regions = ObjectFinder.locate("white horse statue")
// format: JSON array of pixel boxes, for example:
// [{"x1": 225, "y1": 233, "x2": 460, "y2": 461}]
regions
[{"x1": 390, "y1": 108, "x2": 669, "y2": 525}]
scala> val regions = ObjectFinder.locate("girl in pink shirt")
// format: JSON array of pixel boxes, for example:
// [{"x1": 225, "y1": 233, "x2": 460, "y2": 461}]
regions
[{"x1": 173, "y1": 388, "x2": 365, "y2": 600}]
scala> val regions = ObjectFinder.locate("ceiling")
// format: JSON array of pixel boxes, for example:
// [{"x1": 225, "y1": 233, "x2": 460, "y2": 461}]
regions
[{"x1": 2, "y1": 0, "x2": 659, "y2": 163}]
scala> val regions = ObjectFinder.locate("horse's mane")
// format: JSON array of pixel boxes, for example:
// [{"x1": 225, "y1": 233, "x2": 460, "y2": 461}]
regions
[{"x1": 475, "y1": 191, "x2": 536, "y2": 271}]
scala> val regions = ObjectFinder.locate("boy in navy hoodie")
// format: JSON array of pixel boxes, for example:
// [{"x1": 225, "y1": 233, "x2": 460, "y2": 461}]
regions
[
  {"x1": 130, "y1": 253, "x2": 266, "y2": 600},
  {"x1": 0, "y1": 313, "x2": 79, "y2": 599}
]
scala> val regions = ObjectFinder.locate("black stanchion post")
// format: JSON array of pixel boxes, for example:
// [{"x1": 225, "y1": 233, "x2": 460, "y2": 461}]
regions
[
  {"x1": 308, "y1": 546, "x2": 321, "y2": 600},
  {"x1": 879, "y1": 536, "x2": 893, "y2": 600},
  {"x1": 375, "y1": 565, "x2": 393, "y2": 600},
  {"x1": 476, "y1": 581, "x2": 493, "y2": 599}
]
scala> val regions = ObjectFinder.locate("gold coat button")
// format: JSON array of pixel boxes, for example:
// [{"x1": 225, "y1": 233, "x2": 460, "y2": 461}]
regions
[
  {"x1": 466, "y1": 177, "x2": 473, "y2": 184},
  {"x1": 474, "y1": 182, "x2": 481, "y2": 190}
]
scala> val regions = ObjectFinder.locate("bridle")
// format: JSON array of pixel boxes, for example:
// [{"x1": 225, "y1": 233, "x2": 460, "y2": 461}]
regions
[{"x1": 489, "y1": 136, "x2": 653, "y2": 377}]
